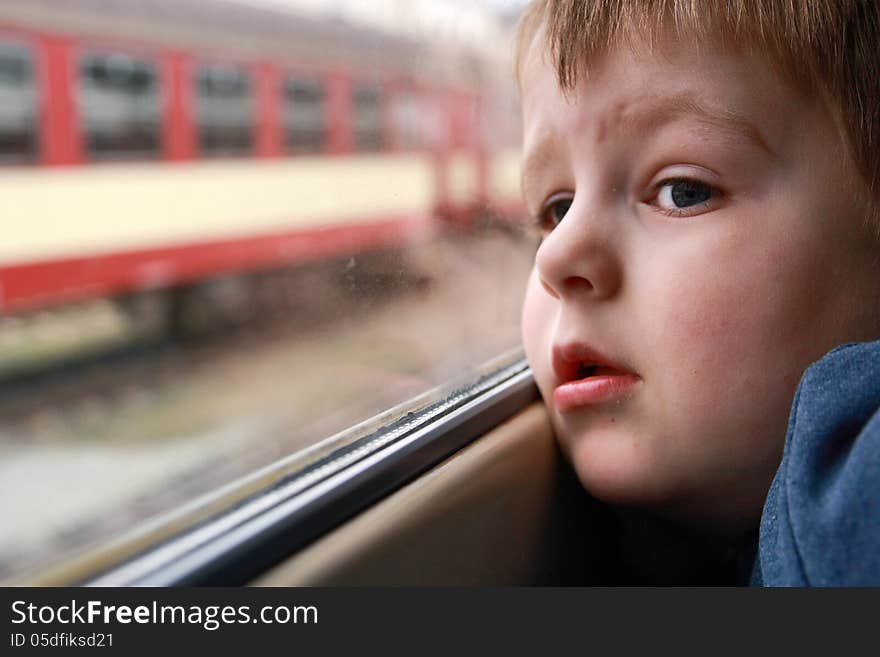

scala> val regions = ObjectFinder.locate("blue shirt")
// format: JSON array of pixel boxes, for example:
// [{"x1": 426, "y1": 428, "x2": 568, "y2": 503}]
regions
[{"x1": 750, "y1": 341, "x2": 880, "y2": 586}]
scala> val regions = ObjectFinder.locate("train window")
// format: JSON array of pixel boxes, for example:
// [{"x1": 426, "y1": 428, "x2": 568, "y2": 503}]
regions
[
  {"x1": 196, "y1": 63, "x2": 254, "y2": 156},
  {"x1": 352, "y1": 82, "x2": 383, "y2": 152},
  {"x1": 283, "y1": 75, "x2": 326, "y2": 154},
  {"x1": 79, "y1": 51, "x2": 161, "y2": 159},
  {"x1": 390, "y1": 90, "x2": 422, "y2": 151},
  {"x1": 0, "y1": 40, "x2": 37, "y2": 162},
  {"x1": 0, "y1": 2, "x2": 533, "y2": 586}
]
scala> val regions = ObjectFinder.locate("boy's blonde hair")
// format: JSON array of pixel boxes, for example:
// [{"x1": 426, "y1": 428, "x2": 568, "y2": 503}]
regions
[{"x1": 516, "y1": 0, "x2": 880, "y2": 236}]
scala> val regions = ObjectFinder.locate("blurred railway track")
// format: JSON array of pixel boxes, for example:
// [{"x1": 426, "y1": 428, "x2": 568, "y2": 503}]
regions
[
  {"x1": 0, "y1": 336, "x2": 177, "y2": 425},
  {"x1": 0, "y1": 245, "x2": 433, "y2": 428}
]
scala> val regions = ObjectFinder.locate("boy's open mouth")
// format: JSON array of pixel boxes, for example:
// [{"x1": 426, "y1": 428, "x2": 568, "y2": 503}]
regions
[
  {"x1": 576, "y1": 363, "x2": 623, "y2": 379},
  {"x1": 552, "y1": 344, "x2": 641, "y2": 411},
  {"x1": 553, "y1": 343, "x2": 635, "y2": 383}
]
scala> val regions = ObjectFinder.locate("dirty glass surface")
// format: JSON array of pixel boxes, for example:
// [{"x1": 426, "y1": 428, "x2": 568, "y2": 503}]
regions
[{"x1": 0, "y1": 0, "x2": 531, "y2": 584}]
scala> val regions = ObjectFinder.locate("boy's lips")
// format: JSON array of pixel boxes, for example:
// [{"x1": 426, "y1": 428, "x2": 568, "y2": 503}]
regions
[{"x1": 551, "y1": 343, "x2": 641, "y2": 411}]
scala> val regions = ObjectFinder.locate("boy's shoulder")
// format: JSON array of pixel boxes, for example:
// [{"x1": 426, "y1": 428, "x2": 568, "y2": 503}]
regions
[{"x1": 752, "y1": 340, "x2": 880, "y2": 586}]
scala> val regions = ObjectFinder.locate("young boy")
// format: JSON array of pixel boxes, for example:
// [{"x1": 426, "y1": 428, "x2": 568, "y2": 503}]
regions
[{"x1": 515, "y1": 0, "x2": 880, "y2": 585}]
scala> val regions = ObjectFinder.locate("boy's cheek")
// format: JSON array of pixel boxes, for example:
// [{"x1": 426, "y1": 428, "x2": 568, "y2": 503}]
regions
[
  {"x1": 651, "y1": 256, "x2": 800, "y2": 390},
  {"x1": 641, "y1": 232, "x2": 821, "y2": 399},
  {"x1": 644, "y1": 222, "x2": 859, "y2": 446}
]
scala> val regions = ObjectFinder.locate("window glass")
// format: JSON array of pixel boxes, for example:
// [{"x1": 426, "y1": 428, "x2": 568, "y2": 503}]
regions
[
  {"x1": 283, "y1": 74, "x2": 326, "y2": 154},
  {"x1": 0, "y1": 40, "x2": 37, "y2": 162},
  {"x1": 196, "y1": 63, "x2": 254, "y2": 156},
  {"x1": 390, "y1": 89, "x2": 421, "y2": 150},
  {"x1": 80, "y1": 51, "x2": 161, "y2": 158},
  {"x1": 0, "y1": 1, "x2": 531, "y2": 585},
  {"x1": 352, "y1": 81, "x2": 383, "y2": 152}
]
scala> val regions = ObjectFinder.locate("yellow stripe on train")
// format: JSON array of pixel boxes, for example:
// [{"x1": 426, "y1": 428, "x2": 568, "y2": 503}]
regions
[{"x1": 0, "y1": 154, "x2": 436, "y2": 263}]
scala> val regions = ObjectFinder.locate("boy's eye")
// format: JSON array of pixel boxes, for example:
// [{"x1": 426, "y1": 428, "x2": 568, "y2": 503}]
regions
[
  {"x1": 652, "y1": 179, "x2": 718, "y2": 216},
  {"x1": 538, "y1": 195, "x2": 572, "y2": 231}
]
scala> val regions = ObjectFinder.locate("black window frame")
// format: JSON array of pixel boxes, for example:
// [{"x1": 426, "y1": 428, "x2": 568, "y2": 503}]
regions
[
  {"x1": 0, "y1": 38, "x2": 38, "y2": 163},
  {"x1": 78, "y1": 49, "x2": 162, "y2": 160},
  {"x1": 195, "y1": 62, "x2": 255, "y2": 157},
  {"x1": 282, "y1": 73, "x2": 327, "y2": 154},
  {"x1": 352, "y1": 81, "x2": 384, "y2": 153}
]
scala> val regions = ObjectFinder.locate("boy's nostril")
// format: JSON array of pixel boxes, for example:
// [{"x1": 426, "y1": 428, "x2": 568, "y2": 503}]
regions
[{"x1": 563, "y1": 276, "x2": 595, "y2": 292}]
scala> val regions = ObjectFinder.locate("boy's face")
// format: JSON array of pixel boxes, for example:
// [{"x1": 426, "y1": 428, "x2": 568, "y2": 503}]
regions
[{"x1": 520, "y1": 31, "x2": 880, "y2": 534}]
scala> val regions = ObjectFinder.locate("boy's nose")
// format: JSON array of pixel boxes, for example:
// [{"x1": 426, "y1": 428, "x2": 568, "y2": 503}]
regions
[{"x1": 534, "y1": 205, "x2": 622, "y2": 302}]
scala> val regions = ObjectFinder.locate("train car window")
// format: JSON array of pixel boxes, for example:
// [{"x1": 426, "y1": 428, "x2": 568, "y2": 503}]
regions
[
  {"x1": 283, "y1": 75, "x2": 326, "y2": 154},
  {"x1": 196, "y1": 63, "x2": 255, "y2": 156},
  {"x1": 352, "y1": 82, "x2": 383, "y2": 152},
  {"x1": 0, "y1": 40, "x2": 37, "y2": 162},
  {"x1": 390, "y1": 90, "x2": 422, "y2": 151},
  {"x1": 79, "y1": 51, "x2": 161, "y2": 159},
  {"x1": 0, "y1": 1, "x2": 533, "y2": 586}
]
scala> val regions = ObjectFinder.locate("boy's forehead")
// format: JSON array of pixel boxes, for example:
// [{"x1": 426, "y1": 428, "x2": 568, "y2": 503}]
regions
[{"x1": 518, "y1": 32, "x2": 810, "y2": 195}]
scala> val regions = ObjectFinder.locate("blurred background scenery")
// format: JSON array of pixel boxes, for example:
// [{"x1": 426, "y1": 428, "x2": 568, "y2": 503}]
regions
[{"x1": 0, "y1": 0, "x2": 533, "y2": 583}]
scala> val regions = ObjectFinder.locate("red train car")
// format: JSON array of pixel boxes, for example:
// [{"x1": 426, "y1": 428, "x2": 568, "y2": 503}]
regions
[{"x1": 0, "y1": 0, "x2": 524, "y2": 318}]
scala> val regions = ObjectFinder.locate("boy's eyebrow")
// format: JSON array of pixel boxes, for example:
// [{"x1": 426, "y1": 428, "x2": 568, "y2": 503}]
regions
[
  {"x1": 520, "y1": 94, "x2": 775, "y2": 205},
  {"x1": 618, "y1": 94, "x2": 776, "y2": 157}
]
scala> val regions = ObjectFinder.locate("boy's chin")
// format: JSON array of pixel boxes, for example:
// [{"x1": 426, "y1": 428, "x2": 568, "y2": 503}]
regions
[
  {"x1": 562, "y1": 426, "x2": 679, "y2": 507},
  {"x1": 550, "y1": 406, "x2": 766, "y2": 536},
  {"x1": 570, "y1": 450, "x2": 763, "y2": 537},
  {"x1": 562, "y1": 429, "x2": 733, "y2": 530}
]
